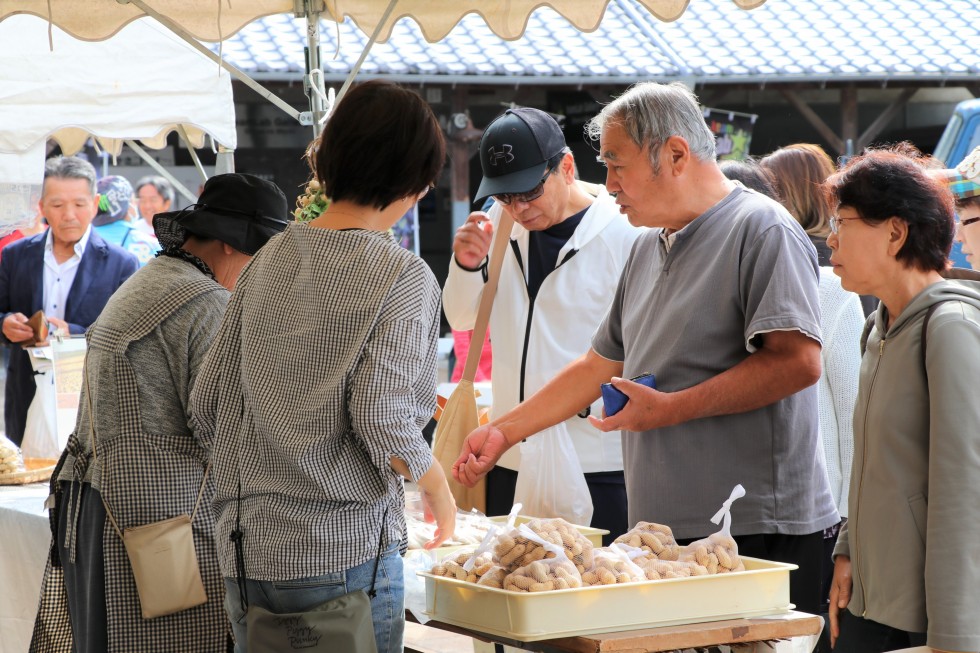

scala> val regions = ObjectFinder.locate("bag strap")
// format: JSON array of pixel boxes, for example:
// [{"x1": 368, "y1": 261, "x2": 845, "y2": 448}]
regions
[
  {"x1": 84, "y1": 363, "x2": 211, "y2": 541},
  {"x1": 859, "y1": 299, "x2": 953, "y2": 375},
  {"x1": 460, "y1": 211, "x2": 514, "y2": 382},
  {"x1": 859, "y1": 312, "x2": 876, "y2": 354},
  {"x1": 82, "y1": 279, "x2": 217, "y2": 539},
  {"x1": 920, "y1": 299, "x2": 958, "y2": 372}
]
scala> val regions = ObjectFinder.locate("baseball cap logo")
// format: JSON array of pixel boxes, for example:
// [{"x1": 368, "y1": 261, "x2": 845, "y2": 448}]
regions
[{"x1": 487, "y1": 144, "x2": 514, "y2": 166}]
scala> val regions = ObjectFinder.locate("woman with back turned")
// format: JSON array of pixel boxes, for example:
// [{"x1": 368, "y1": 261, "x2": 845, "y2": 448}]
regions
[{"x1": 192, "y1": 80, "x2": 456, "y2": 653}]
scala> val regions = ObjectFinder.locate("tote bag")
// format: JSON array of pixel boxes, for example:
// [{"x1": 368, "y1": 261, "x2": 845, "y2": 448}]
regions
[{"x1": 246, "y1": 590, "x2": 377, "y2": 653}]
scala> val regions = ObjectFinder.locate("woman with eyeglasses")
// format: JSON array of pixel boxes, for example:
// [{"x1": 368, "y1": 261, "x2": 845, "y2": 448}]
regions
[
  {"x1": 825, "y1": 145, "x2": 980, "y2": 653},
  {"x1": 950, "y1": 148, "x2": 980, "y2": 271},
  {"x1": 191, "y1": 80, "x2": 456, "y2": 653},
  {"x1": 954, "y1": 199, "x2": 980, "y2": 269}
]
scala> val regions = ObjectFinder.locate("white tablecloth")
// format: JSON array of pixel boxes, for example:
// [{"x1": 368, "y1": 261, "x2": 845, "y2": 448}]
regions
[{"x1": 0, "y1": 483, "x2": 51, "y2": 653}]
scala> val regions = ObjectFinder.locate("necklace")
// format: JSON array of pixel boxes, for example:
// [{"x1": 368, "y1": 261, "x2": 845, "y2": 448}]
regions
[{"x1": 319, "y1": 210, "x2": 377, "y2": 230}]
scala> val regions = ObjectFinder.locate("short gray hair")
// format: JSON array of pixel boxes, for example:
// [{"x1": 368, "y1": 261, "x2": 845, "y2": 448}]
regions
[
  {"x1": 135, "y1": 175, "x2": 176, "y2": 204},
  {"x1": 43, "y1": 156, "x2": 97, "y2": 196},
  {"x1": 586, "y1": 82, "x2": 717, "y2": 172}
]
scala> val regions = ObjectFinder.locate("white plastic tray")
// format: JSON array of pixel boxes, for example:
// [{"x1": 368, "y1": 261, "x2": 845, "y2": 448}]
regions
[{"x1": 421, "y1": 556, "x2": 795, "y2": 642}]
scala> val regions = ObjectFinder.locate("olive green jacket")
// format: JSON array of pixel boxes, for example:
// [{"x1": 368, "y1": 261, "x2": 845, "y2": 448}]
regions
[{"x1": 834, "y1": 278, "x2": 980, "y2": 652}]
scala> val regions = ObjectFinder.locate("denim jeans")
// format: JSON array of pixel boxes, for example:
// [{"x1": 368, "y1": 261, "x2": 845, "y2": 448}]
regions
[{"x1": 223, "y1": 542, "x2": 404, "y2": 653}]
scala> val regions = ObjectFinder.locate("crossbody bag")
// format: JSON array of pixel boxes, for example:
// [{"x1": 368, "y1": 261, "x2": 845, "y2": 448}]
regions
[{"x1": 84, "y1": 369, "x2": 210, "y2": 619}]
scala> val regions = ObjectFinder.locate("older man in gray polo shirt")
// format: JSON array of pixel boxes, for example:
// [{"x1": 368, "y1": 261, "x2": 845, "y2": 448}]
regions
[{"x1": 454, "y1": 82, "x2": 839, "y2": 616}]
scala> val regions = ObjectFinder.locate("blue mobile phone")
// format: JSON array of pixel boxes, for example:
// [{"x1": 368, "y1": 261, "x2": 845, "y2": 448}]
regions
[{"x1": 600, "y1": 373, "x2": 656, "y2": 416}]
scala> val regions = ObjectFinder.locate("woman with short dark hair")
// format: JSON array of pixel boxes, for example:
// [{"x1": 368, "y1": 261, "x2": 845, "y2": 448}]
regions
[
  {"x1": 192, "y1": 80, "x2": 455, "y2": 653},
  {"x1": 825, "y1": 146, "x2": 980, "y2": 653}
]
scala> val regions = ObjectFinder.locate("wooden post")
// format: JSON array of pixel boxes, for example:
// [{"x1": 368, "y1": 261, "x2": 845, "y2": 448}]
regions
[
  {"x1": 450, "y1": 86, "x2": 471, "y2": 231},
  {"x1": 780, "y1": 89, "x2": 844, "y2": 155},
  {"x1": 857, "y1": 88, "x2": 917, "y2": 151},
  {"x1": 841, "y1": 85, "x2": 858, "y2": 156}
]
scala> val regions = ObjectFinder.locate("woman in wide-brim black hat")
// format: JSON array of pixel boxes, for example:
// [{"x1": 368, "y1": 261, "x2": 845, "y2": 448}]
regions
[{"x1": 31, "y1": 173, "x2": 289, "y2": 653}]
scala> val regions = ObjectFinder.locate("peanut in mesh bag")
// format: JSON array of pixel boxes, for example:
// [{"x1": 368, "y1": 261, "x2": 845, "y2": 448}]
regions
[
  {"x1": 678, "y1": 484, "x2": 747, "y2": 574},
  {"x1": 475, "y1": 565, "x2": 509, "y2": 588},
  {"x1": 429, "y1": 550, "x2": 495, "y2": 583},
  {"x1": 640, "y1": 558, "x2": 711, "y2": 580},
  {"x1": 613, "y1": 521, "x2": 680, "y2": 561},
  {"x1": 581, "y1": 544, "x2": 646, "y2": 586},
  {"x1": 497, "y1": 524, "x2": 584, "y2": 592},
  {"x1": 493, "y1": 518, "x2": 594, "y2": 573}
]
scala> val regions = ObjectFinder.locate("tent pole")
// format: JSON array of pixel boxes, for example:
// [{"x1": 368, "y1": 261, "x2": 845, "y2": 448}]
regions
[
  {"x1": 334, "y1": 0, "x2": 400, "y2": 107},
  {"x1": 125, "y1": 0, "x2": 307, "y2": 126},
  {"x1": 177, "y1": 126, "x2": 210, "y2": 183},
  {"x1": 305, "y1": 3, "x2": 326, "y2": 137},
  {"x1": 124, "y1": 140, "x2": 199, "y2": 204},
  {"x1": 215, "y1": 146, "x2": 236, "y2": 175}
]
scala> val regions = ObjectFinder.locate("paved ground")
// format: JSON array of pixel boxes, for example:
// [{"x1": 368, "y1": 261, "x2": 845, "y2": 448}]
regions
[{"x1": 405, "y1": 622, "x2": 480, "y2": 653}]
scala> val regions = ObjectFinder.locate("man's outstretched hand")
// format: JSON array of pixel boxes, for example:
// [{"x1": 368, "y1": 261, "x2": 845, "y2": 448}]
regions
[{"x1": 452, "y1": 424, "x2": 510, "y2": 487}]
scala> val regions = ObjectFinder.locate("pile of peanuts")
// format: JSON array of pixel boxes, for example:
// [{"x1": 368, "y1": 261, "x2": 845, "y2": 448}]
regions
[
  {"x1": 640, "y1": 559, "x2": 710, "y2": 580},
  {"x1": 613, "y1": 522, "x2": 680, "y2": 561},
  {"x1": 581, "y1": 552, "x2": 644, "y2": 586},
  {"x1": 429, "y1": 551, "x2": 495, "y2": 583},
  {"x1": 492, "y1": 518, "x2": 594, "y2": 573},
  {"x1": 475, "y1": 565, "x2": 509, "y2": 588},
  {"x1": 679, "y1": 533, "x2": 744, "y2": 574},
  {"x1": 428, "y1": 519, "x2": 748, "y2": 593},
  {"x1": 503, "y1": 559, "x2": 583, "y2": 592}
]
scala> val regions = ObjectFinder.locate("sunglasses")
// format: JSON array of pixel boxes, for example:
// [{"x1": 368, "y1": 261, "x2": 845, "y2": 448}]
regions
[{"x1": 493, "y1": 165, "x2": 556, "y2": 205}]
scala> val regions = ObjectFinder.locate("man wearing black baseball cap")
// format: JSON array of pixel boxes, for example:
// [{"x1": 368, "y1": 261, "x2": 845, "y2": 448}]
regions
[{"x1": 443, "y1": 107, "x2": 642, "y2": 542}]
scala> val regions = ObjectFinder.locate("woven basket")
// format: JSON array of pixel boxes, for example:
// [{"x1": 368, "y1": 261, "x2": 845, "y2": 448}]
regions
[{"x1": 0, "y1": 457, "x2": 57, "y2": 486}]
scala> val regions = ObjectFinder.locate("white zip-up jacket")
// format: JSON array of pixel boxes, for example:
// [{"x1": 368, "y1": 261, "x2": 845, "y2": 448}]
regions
[{"x1": 443, "y1": 186, "x2": 641, "y2": 472}]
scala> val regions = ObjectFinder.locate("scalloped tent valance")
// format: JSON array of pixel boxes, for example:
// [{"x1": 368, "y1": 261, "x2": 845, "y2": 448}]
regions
[
  {"x1": 0, "y1": 13, "x2": 236, "y2": 235},
  {"x1": 0, "y1": 14, "x2": 236, "y2": 162},
  {"x1": 0, "y1": 0, "x2": 766, "y2": 43}
]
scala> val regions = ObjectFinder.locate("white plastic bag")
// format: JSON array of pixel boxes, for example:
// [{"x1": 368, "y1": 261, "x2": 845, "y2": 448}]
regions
[
  {"x1": 403, "y1": 550, "x2": 435, "y2": 624},
  {"x1": 513, "y1": 422, "x2": 593, "y2": 526},
  {"x1": 21, "y1": 370, "x2": 59, "y2": 459}
]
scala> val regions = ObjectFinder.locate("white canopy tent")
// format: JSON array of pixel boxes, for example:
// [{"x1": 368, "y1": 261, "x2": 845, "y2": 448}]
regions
[
  {"x1": 0, "y1": 14, "x2": 236, "y2": 234},
  {"x1": 0, "y1": 0, "x2": 769, "y2": 234},
  {"x1": 0, "y1": 1, "x2": 768, "y2": 134}
]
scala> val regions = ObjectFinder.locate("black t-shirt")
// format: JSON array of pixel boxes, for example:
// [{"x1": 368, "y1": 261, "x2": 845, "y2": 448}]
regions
[{"x1": 527, "y1": 207, "x2": 587, "y2": 300}]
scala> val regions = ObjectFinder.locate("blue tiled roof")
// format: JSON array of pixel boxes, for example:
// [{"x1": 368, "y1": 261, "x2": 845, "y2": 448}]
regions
[{"x1": 211, "y1": 0, "x2": 980, "y2": 83}]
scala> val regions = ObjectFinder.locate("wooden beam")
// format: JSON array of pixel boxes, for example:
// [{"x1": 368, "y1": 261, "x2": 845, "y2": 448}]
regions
[
  {"x1": 968, "y1": 85, "x2": 980, "y2": 99},
  {"x1": 451, "y1": 86, "x2": 469, "y2": 205},
  {"x1": 857, "y1": 88, "x2": 918, "y2": 151},
  {"x1": 780, "y1": 89, "x2": 844, "y2": 155},
  {"x1": 841, "y1": 85, "x2": 858, "y2": 155}
]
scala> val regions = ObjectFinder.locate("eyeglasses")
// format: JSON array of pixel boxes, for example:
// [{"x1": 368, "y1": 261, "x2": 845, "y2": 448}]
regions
[
  {"x1": 829, "y1": 215, "x2": 863, "y2": 234},
  {"x1": 493, "y1": 165, "x2": 556, "y2": 205}
]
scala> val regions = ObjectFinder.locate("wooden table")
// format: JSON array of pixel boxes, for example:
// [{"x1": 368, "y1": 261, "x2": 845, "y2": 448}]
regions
[{"x1": 416, "y1": 611, "x2": 823, "y2": 653}]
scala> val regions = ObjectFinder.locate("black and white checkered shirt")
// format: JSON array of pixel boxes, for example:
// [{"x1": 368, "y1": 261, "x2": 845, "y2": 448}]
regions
[{"x1": 191, "y1": 224, "x2": 440, "y2": 581}]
